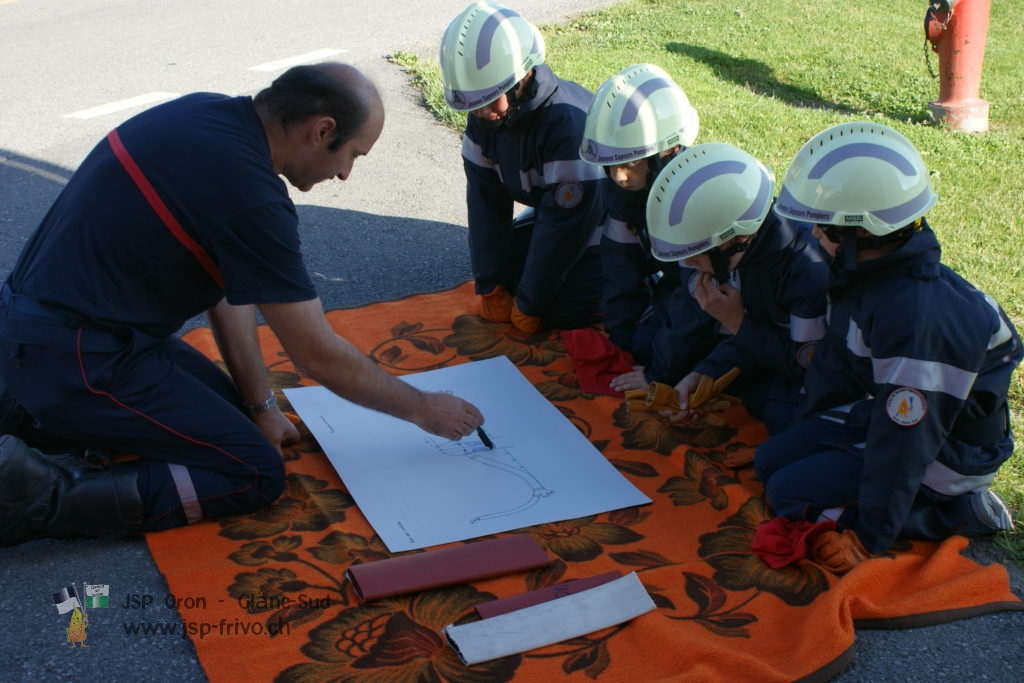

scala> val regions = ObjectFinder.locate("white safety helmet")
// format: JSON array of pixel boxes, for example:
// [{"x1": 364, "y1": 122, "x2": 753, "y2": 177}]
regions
[
  {"x1": 774, "y1": 121, "x2": 937, "y2": 236},
  {"x1": 439, "y1": 1, "x2": 546, "y2": 112},
  {"x1": 580, "y1": 64, "x2": 699, "y2": 165},
  {"x1": 646, "y1": 143, "x2": 775, "y2": 262}
]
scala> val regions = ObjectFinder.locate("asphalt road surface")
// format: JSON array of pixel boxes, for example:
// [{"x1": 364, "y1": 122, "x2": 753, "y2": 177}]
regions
[{"x1": 1, "y1": 1, "x2": 1021, "y2": 680}]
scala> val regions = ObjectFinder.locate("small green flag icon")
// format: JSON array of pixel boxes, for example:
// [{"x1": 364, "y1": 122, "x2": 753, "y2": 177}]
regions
[{"x1": 84, "y1": 584, "x2": 110, "y2": 608}]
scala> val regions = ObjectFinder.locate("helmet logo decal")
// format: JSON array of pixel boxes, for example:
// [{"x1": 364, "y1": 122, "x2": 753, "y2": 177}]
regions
[
  {"x1": 651, "y1": 234, "x2": 711, "y2": 260},
  {"x1": 477, "y1": 8, "x2": 521, "y2": 69},
  {"x1": 451, "y1": 74, "x2": 516, "y2": 111},
  {"x1": 620, "y1": 77, "x2": 674, "y2": 126},
  {"x1": 885, "y1": 387, "x2": 927, "y2": 426},
  {"x1": 775, "y1": 186, "x2": 834, "y2": 223}
]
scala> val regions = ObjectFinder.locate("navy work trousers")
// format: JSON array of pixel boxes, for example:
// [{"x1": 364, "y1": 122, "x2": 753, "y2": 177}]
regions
[
  {"x1": 0, "y1": 303, "x2": 284, "y2": 531},
  {"x1": 754, "y1": 416, "x2": 863, "y2": 522}
]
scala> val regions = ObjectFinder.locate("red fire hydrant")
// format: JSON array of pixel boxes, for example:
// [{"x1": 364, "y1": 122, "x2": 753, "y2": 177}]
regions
[{"x1": 925, "y1": 0, "x2": 991, "y2": 132}]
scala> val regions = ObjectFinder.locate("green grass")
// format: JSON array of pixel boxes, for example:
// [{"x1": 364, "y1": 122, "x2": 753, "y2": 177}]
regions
[{"x1": 390, "y1": 0, "x2": 1024, "y2": 553}]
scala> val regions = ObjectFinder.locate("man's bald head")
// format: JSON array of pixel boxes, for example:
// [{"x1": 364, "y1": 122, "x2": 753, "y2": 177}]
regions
[{"x1": 254, "y1": 62, "x2": 383, "y2": 151}]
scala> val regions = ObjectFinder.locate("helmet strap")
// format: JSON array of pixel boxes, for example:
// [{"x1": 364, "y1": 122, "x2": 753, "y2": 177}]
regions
[
  {"x1": 477, "y1": 74, "x2": 537, "y2": 131},
  {"x1": 644, "y1": 147, "x2": 682, "y2": 188},
  {"x1": 856, "y1": 228, "x2": 914, "y2": 251},
  {"x1": 708, "y1": 239, "x2": 749, "y2": 283},
  {"x1": 842, "y1": 228, "x2": 859, "y2": 272},
  {"x1": 506, "y1": 71, "x2": 538, "y2": 106},
  {"x1": 500, "y1": 69, "x2": 538, "y2": 127},
  {"x1": 645, "y1": 154, "x2": 664, "y2": 188},
  {"x1": 831, "y1": 222, "x2": 919, "y2": 272}
]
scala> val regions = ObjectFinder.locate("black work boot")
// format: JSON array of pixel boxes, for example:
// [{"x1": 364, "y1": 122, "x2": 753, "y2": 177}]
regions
[
  {"x1": 0, "y1": 379, "x2": 31, "y2": 436},
  {"x1": 0, "y1": 434, "x2": 145, "y2": 546},
  {"x1": 1, "y1": 378, "x2": 85, "y2": 454}
]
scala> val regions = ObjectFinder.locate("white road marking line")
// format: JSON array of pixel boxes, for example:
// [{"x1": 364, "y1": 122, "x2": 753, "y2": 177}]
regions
[
  {"x1": 0, "y1": 156, "x2": 69, "y2": 185},
  {"x1": 248, "y1": 49, "x2": 348, "y2": 72},
  {"x1": 64, "y1": 92, "x2": 179, "y2": 120},
  {"x1": 57, "y1": 49, "x2": 348, "y2": 122}
]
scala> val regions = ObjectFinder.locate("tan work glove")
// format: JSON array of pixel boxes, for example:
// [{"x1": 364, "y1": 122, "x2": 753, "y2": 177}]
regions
[
  {"x1": 480, "y1": 285, "x2": 513, "y2": 323},
  {"x1": 688, "y1": 368, "x2": 741, "y2": 426},
  {"x1": 510, "y1": 301, "x2": 542, "y2": 334},
  {"x1": 624, "y1": 382, "x2": 680, "y2": 412},
  {"x1": 809, "y1": 529, "x2": 872, "y2": 575}
]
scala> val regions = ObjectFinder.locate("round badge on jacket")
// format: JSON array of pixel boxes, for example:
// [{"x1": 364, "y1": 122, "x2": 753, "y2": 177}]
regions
[
  {"x1": 554, "y1": 182, "x2": 584, "y2": 209},
  {"x1": 885, "y1": 387, "x2": 927, "y2": 426},
  {"x1": 795, "y1": 342, "x2": 817, "y2": 369}
]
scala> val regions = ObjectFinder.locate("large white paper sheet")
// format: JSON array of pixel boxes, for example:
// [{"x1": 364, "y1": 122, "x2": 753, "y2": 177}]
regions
[{"x1": 283, "y1": 355, "x2": 651, "y2": 551}]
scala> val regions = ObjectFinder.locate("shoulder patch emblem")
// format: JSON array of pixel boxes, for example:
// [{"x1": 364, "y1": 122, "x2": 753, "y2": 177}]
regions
[
  {"x1": 795, "y1": 341, "x2": 817, "y2": 369},
  {"x1": 885, "y1": 387, "x2": 927, "y2": 426},
  {"x1": 554, "y1": 181, "x2": 584, "y2": 209}
]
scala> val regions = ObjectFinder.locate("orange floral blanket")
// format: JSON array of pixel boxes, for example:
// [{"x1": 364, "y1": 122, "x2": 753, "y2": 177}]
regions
[{"x1": 146, "y1": 282, "x2": 1022, "y2": 682}]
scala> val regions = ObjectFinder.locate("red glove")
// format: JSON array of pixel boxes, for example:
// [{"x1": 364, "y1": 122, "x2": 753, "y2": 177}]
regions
[
  {"x1": 751, "y1": 517, "x2": 837, "y2": 568},
  {"x1": 510, "y1": 301, "x2": 542, "y2": 334},
  {"x1": 560, "y1": 328, "x2": 635, "y2": 397},
  {"x1": 479, "y1": 285, "x2": 513, "y2": 323}
]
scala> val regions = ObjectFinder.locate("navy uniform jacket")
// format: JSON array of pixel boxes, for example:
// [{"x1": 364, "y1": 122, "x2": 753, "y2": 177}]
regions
[
  {"x1": 7, "y1": 93, "x2": 315, "y2": 339},
  {"x1": 802, "y1": 221, "x2": 1022, "y2": 552},
  {"x1": 600, "y1": 179, "x2": 714, "y2": 384},
  {"x1": 461, "y1": 64, "x2": 604, "y2": 317},
  {"x1": 692, "y1": 212, "x2": 829, "y2": 407},
  {"x1": 600, "y1": 180, "x2": 669, "y2": 349}
]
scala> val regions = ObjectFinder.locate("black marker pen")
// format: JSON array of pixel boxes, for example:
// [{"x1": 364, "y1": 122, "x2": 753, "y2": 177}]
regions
[{"x1": 476, "y1": 426, "x2": 495, "y2": 450}]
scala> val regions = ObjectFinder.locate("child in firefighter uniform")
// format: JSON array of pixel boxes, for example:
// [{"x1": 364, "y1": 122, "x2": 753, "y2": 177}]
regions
[
  {"x1": 755, "y1": 122, "x2": 1021, "y2": 566},
  {"x1": 439, "y1": 1, "x2": 604, "y2": 333},
  {"x1": 578, "y1": 63, "x2": 705, "y2": 391},
  {"x1": 646, "y1": 143, "x2": 829, "y2": 435}
]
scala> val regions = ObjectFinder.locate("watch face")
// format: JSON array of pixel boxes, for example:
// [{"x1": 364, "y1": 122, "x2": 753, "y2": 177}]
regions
[{"x1": 246, "y1": 391, "x2": 277, "y2": 416}]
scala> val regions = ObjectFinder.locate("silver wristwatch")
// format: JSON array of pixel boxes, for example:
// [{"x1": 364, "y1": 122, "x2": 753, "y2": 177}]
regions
[{"x1": 245, "y1": 390, "x2": 277, "y2": 418}]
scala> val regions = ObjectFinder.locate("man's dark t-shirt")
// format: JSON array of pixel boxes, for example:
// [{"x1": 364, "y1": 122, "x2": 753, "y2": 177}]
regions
[{"x1": 9, "y1": 93, "x2": 317, "y2": 338}]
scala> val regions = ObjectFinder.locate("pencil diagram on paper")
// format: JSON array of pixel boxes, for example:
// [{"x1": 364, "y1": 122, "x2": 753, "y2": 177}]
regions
[
  {"x1": 283, "y1": 356, "x2": 651, "y2": 552},
  {"x1": 426, "y1": 435, "x2": 555, "y2": 523}
]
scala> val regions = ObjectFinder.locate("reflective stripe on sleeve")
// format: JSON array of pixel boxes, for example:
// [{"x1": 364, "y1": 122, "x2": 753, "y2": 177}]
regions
[
  {"x1": 790, "y1": 313, "x2": 826, "y2": 343},
  {"x1": 845, "y1": 319, "x2": 976, "y2": 398},
  {"x1": 923, "y1": 459, "x2": 996, "y2": 496}
]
